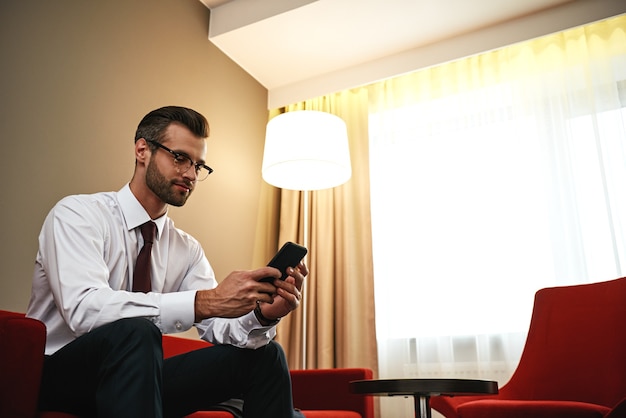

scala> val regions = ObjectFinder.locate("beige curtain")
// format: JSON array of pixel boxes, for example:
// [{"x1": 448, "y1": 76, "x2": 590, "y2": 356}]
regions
[{"x1": 252, "y1": 88, "x2": 378, "y2": 373}]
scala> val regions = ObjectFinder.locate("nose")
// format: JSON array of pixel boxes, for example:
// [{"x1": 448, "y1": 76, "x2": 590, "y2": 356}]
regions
[{"x1": 182, "y1": 165, "x2": 198, "y2": 182}]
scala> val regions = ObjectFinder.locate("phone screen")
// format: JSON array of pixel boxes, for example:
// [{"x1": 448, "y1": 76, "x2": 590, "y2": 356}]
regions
[{"x1": 262, "y1": 241, "x2": 308, "y2": 282}]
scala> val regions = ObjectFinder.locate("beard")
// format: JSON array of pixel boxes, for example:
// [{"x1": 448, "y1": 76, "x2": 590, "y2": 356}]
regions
[{"x1": 145, "y1": 158, "x2": 192, "y2": 207}]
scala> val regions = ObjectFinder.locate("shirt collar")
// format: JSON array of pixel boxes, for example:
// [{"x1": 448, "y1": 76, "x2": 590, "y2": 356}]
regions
[{"x1": 118, "y1": 183, "x2": 167, "y2": 237}]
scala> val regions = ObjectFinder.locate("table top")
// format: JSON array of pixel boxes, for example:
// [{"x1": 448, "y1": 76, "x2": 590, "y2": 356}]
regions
[{"x1": 350, "y1": 378, "x2": 498, "y2": 397}]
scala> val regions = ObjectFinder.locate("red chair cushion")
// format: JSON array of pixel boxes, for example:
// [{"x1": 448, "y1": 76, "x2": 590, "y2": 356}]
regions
[
  {"x1": 457, "y1": 399, "x2": 611, "y2": 418},
  {"x1": 162, "y1": 335, "x2": 212, "y2": 358}
]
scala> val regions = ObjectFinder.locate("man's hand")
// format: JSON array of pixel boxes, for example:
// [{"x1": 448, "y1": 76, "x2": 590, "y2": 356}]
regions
[
  {"x1": 194, "y1": 267, "x2": 280, "y2": 321},
  {"x1": 256, "y1": 262, "x2": 308, "y2": 322}
]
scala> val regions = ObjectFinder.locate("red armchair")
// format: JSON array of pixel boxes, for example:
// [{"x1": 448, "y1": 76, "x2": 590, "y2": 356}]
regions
[
  {"x1": 430, "y1": 276, "x2": 626, "y2": 418},
  {"x1": 0, "y1": 310, "x2": 374, "y2": 418}
]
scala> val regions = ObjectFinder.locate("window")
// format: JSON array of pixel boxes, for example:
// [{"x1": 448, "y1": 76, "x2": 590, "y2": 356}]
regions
[{"x1": 367, "y1": 15, "x2": 626, "y2": 416}]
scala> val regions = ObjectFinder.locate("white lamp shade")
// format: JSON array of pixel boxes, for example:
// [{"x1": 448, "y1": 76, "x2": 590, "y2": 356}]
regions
[{"x1": 262, "y1": 110, "x2": 352, "y2": 191}]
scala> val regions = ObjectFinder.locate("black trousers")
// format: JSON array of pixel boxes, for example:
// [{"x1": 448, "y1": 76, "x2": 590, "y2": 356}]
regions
[{"x1": 39, "y1": 318, "x2": 294, "y2": 418}]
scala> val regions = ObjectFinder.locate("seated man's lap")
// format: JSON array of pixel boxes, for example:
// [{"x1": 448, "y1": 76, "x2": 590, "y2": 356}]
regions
[
  {"x1": 40, "y1": 318, "x2": 293, "y2": 417},
  {"x1": 163, "y1": 341, "x2": 292, "y2": 417}
]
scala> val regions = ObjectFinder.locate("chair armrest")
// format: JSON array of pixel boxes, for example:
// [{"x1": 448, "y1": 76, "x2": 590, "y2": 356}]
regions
[
  {"x1": 290, "y1": 368, "x2": 375, "y2": 418},
  {"x1": 0, "y1": 310, "x2": 47, "y2": 418}
]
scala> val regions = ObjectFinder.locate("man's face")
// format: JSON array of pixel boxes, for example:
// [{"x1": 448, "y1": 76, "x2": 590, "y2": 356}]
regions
[{"x1": 145, "y1": 123, "x2": 207, "y2": 207}]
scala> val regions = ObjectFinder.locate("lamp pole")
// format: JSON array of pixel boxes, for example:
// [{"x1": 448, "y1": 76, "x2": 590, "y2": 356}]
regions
[{"x1": 301, "y1": 189, "x2": 309, "y2": 369}]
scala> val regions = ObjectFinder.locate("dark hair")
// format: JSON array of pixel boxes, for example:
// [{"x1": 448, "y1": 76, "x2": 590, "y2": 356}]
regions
[{"x1": 134, "y1": 106, "x2": 209, "y2": 144}]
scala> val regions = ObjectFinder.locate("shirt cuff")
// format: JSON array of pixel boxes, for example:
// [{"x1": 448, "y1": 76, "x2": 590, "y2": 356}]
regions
[{"x1": 159, "y1": 290, "x2": 196, "y2": 333}]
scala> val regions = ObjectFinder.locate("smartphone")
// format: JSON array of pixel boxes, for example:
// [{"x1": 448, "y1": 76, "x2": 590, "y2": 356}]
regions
[{"x1": 261, "y1": 241, "x2": 308, "y2": 282}]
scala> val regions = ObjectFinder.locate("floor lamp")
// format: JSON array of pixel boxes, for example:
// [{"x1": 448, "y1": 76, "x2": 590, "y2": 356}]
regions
[{"x1": 261, "y1": 110, "x2": 351, "y2": 369}]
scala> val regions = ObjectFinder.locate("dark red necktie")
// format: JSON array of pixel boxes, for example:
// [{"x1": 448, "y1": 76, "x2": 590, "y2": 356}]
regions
[{"x1": 132, "y1": 221, "x2": 156, "y2": 293}]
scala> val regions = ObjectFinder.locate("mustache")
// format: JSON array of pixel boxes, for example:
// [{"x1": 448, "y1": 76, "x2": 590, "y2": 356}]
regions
[{"x1": 174, "y1": 179, "x2": 194, "y2": 191}]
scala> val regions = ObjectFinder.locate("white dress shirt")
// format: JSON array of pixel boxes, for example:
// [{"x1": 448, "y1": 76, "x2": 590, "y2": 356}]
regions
[{"x1": 27, "y1": 184, "x2": 275, "y2": 355}]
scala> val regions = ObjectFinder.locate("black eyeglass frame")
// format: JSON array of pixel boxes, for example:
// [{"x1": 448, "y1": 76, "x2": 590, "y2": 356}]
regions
[{"x1": 146, "y1": 139, "x2": 214, "y2": 180}]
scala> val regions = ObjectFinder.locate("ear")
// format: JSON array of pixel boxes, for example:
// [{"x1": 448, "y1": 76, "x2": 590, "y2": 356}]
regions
[{"x1": 135, "y1": 138, "x2": 151, "y2": 165}]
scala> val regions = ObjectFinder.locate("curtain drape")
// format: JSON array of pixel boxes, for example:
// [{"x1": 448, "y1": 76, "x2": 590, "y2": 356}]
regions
[
  {"x1": 367, "y1": 14, "x2": 626, "y2": 417},
  {"x1": 253, "y1": 88, "x2": 379, "y2": 373}
]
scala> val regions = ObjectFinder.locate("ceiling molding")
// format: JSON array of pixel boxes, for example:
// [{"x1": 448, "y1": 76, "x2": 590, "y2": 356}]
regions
[{"x1": 204, "y1": 0, "x2": 626, "y2": 109}]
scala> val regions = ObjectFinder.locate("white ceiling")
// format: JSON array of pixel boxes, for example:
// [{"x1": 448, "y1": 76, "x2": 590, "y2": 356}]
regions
[{"x1": 200, "y1": 0, "x2": 626, "y2": 108}]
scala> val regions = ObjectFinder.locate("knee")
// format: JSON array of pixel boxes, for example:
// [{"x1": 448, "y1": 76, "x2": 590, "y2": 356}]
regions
[
  {"x1": 103, "y1": 318, "x2": 162, "y2": 359},
  {"x1": 259, "y1": 341, "x2": 289, "y2": 371},
  {"x1": 264, "y1": 340, "x2": 285, "y2": 359},
  {"x1": 113, "y1": 317, "x2": 160, "y2": 340}
]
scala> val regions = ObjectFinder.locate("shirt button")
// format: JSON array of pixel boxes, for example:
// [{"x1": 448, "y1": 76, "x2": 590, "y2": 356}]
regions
[{"x1": 175, "y1": 321, "x2": 183, "y2": 331}]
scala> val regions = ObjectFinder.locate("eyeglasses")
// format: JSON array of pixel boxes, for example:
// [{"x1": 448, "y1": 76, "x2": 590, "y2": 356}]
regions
[{"x1": 146, "y1": 139, "x2": 213, "y2": 181}]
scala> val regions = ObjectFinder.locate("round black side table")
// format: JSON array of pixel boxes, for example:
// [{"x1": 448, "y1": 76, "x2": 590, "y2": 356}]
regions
[{"x1": 350, "y1": 378, "x2": 498, "y2": 418}]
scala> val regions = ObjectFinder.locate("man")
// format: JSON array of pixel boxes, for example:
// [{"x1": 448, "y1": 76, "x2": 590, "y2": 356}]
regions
[{"x1": 26, "y1": 106, "x2": 307, "y2": 418}]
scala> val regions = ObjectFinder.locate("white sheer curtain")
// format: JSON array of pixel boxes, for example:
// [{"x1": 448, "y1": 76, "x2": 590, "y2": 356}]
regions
[{"x1": 368, "y1": 15, "x2": 626, "y2": 417}]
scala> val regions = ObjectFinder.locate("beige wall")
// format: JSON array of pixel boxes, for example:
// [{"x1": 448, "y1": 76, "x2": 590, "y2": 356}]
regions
[{"x1": 0, "y1": 0, "x2": 268, "y2": 312}]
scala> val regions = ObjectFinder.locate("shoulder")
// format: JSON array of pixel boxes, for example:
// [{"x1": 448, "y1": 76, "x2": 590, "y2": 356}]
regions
[
  {"x1": 49, "y1": 191, "x2": 120, "y2": 224},
  {"x1": 55, "y1": 192, "x2": 117, "y2": 208},
  {"x1": 163, "y1": 218, "x2": 201, "y2": 245},
  {"x1": 162, "y1": 218, "x2": 205, "y2": 256}
]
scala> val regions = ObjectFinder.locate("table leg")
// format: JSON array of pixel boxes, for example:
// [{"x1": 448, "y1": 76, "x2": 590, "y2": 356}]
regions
[{"x1": 413, "y1": 395, "x2": 431, "y2": 418}]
